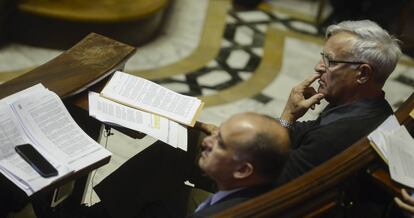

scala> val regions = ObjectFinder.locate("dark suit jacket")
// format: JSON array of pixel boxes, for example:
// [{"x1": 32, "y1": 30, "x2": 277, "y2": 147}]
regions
[
  {"x1": 190, "y1": 183, "x2": 274, "y2": 218},
  {"x1": 95, "y1": 97, "x2": 392, "y2": 218},
  {"x1": 276, "y1": 96, "x2": 393, "y2": 185}
]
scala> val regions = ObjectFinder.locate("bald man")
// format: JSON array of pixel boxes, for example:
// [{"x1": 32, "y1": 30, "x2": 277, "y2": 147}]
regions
[
  {"x1": 193, "y1": 112, "x2": 289, "y2": 217},
  {"x1": 66, "y1": 113, "x2": 289, "y2": 218}
]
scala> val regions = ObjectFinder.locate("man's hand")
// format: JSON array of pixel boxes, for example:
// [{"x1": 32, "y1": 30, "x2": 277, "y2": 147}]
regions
[
  {"x1": 395, "y1": 189, "x2": 414, "y2": 216},
  {"x1": 195, "y1": 121, "x2": 218, "y2": 135},
  {"x1": 281, "y1": 73, "x2": 324, "y2": 123}
]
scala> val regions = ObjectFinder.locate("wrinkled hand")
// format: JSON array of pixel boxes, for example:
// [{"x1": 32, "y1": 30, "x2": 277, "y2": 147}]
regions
[
  {"x1": 281, "y1": 73, "x2": 324, "y2": 122},
  {"x1": 194, "y1": 121, "x2": 218, "y2": 135},
  {"x1": 395, "y1": 189, "x2": 414, "y2": 216}
]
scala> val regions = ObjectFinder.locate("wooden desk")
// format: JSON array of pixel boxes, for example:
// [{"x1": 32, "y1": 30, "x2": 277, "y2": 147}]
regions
[{"x1": 0, "y1": 32, "x2": 136, "y2": 216}]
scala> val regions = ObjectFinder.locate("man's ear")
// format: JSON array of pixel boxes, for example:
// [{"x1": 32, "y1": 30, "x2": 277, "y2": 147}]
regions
[
  {"x1": 233, "y1": 162, "x2": 253, "y2": 179},
  {"x1": 356, "y1": 64, "x2": 372, "y2": 84}
]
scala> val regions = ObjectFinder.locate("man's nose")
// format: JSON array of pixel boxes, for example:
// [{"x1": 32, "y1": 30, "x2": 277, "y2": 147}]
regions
[{"x1": 314, "y1": 58, "x2": 326, "y2": 74}]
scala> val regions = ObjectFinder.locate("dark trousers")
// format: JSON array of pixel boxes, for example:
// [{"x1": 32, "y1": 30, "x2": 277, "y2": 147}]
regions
[
  {"x1": 94, "y1": 128, "x2": 215, "y2": 218},
  {"x1": 0, "y1": 173, "x2": 55, "y2": 218},
  {"x1": 0, "y1": 174, "x2": 28, "y2": 218}
]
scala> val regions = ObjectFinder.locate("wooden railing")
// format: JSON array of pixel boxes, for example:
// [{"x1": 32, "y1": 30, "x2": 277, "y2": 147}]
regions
[
  {"x1": 215, "y1": 92, "x2": 414, "y2": 217},
  {"x1": 0, "y1": 32, "x2": 136, "y2": 100}
]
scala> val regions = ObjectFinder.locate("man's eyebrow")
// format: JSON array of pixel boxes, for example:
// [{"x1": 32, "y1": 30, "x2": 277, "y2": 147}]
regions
[{"x1": 322, "y1": 51, "x2": 334, "y2": 59}]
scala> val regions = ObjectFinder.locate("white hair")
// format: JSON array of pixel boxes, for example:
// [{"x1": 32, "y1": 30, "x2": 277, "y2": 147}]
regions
[{"x1": 326, "y1": 20, "x2": 402, "y2": 86}]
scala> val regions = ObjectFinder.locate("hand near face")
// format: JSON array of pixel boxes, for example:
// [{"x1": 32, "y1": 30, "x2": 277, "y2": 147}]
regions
[
  {"x1": 395, "y1": 189, "x2": 414, "y2": 216},
  {"x1": 281, "y1": 73, "x2": 325, "y2": 122},
  {"x1": 195, "y1": 121, "x2": 218, "y2": 135}
]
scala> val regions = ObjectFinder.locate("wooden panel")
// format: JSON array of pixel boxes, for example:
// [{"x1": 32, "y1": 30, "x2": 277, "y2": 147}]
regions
[
  {"x1": 0, "y1": 32, "x2": 136, "y2": 99},
  {"x1": 369, "y1": 168, "x2": 401, "y2": 196}
]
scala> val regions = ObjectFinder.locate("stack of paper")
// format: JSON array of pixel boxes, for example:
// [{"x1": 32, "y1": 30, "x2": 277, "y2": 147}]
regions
[
  {"x1": 368, "y1": 115, "x2": 414, "y2": 188},
  {"x1": 89, "y1": 71, "x2": 204, "y2": 151},
  {"x1": 88, "y1": 92, "x2": 187, "y2": 151},
  {"x1": 0, "y1": 84, "x2": 111, "y2": 196}
]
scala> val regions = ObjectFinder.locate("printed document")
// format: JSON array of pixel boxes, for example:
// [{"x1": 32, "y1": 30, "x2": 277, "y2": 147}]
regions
[
  {"x1": 0, "y1": 85, "x2": 111, "y2": 195},
  {"x1": 89, "y1": 92, "x2": 187, "y2": 151},
  {"x1": 100, "y1": 71, "x2": 204, "y2": 126},
  {"x1": 367, "y1": 115, "x2": 400, "y2": 161},
  {"x1": 387, "y1": 126, "x2": 414, "y2": 188},
  {"x1": 368, "y1": 114, "x2": 414, "y2": 188}
]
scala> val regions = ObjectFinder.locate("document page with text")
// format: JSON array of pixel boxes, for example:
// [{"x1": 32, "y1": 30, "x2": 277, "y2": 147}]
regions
[
  {"x1": 101, "y1": 71, "x2": 203, "y2": 126},
  {"x1": 0, "y1": 84, "x2": 111, "y2": 195},
  {"x1": 89, "y1": 92, "x2": 187, "y2": 150},
  {"x1": 13, "y1": 91, "x2": 112, "y2": 171},
  {"x1": 388, "y1": 126, "x2": 414, "y2": 188},
  {"x1": 0, "y1": 99, "x2": 71, "y2": 195},
  {"x1": 367, "y1": 115, "x2": 401, "y2": 162}
]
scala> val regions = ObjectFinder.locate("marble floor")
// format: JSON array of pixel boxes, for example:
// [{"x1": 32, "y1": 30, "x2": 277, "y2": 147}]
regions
[{"x1": 1, "y1": 0, "x2": 413, "y2": 208}]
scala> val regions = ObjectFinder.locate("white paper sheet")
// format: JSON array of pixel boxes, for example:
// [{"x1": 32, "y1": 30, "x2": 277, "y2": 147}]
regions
[
  {"x1": 0, "y1": 84, "x2": 111, "y2": 195},
  {"x1": 0, "y1": 100, "x2": 72, "y2": 194},
  {"x1": 101, "y1": 71, "x2": 202, "y2": 126},
  {"x1": 0, "y1": 102, "x2": 69, "y2": 194},
  {"x1": 13, "y1": 91, "x2": 111, "y2": 171},
  {"x1": 89, "y1": 92, "x2": 188, "y2": 150},
  {"x1": 367, "y1": 115, "x2": 401, "y2": 160},
  {"x1": 387, "y1": 126, "x2": 414, "y2": 188}
]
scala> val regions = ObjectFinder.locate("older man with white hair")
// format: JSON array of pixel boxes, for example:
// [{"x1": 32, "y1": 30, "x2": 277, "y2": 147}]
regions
[{"x1": 276, "y1": 19, "x2": 401, "y2": 184}]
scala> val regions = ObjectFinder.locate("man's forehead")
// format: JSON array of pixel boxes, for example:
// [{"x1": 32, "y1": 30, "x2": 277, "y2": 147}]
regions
[
  {"x1": 221, "y1": 115, "x2": 249, "y2": 133},
  {"x1": 324, "y1": 33, "x2": 356, "y2": 57},
  {"x1": 221, "y1": 115, "x2": 258, "y2": 143},
  {"x1": 327, "y1": 32, "x2": 356, "y2": 45}
]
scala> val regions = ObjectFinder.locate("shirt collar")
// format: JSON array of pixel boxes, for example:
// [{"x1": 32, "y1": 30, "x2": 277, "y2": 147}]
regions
[
  {"x1": 211, "y1": 187, "x2": 245, "y2": 205},
  {"x1": 319, "y1": 95, "x2": 388, "y2": 126}
]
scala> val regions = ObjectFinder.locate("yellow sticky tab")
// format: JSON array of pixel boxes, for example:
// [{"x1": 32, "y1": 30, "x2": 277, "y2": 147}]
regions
[{"x1": 153, "y1": 115, "x2": 160, "y2": 129}]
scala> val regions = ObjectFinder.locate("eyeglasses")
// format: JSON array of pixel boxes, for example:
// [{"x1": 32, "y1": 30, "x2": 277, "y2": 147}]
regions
[{"x1": 320, "y1": 52, "x2": 366, "y2": 69}]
